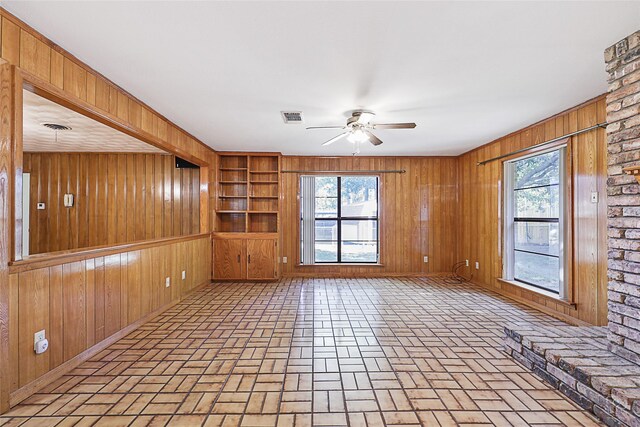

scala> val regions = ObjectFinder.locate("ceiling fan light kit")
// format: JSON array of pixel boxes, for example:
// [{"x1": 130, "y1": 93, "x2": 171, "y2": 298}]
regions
[{"x1": 306, "y1": 110, "x2": 416, "y2": 151}]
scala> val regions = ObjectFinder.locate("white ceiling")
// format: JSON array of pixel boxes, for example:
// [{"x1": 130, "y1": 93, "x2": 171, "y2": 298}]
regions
[
  {"x1": 23, "y1": 90, "x2": 165, "y2": 153},
  {"x1": 4, "y1": 1, "x2": 639, "y2": 156}
]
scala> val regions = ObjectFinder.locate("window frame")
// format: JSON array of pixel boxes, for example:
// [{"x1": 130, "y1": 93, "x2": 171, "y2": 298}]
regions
[
  {"x1": 300, "y1": 175, "x2": 380, "y2": 265},
  {"x1": 503, "y1": 145, "x2": 569, "y2": 300}
]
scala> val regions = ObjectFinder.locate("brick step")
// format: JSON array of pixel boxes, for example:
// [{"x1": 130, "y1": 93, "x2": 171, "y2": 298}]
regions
[{"x1": 505, "y1": 325, "x2": 640, "y2": 427}]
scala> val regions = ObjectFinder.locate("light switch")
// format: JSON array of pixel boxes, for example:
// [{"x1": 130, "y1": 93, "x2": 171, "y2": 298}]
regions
[
  {"x1": 63, "y1": 194, "x2": 74, "y2": 207},
  {"x1": 165, "y1": 277, "x2": 170, "y2": 287},
  {"x1": 423, "y1": 256, "x2": 429, "y2": 263},
  {"x1": 591, "y1": 192, "x2": 598, "y2": 203},
  {"x1": 37, "y1": 203, "x2": 45, "y2": 210},
  {"x1": 182, "y1": 270, "x2": 186, "y2": 280},
  {"x1": 283, "y1": 257, "x2": 288, "y2": 264}
]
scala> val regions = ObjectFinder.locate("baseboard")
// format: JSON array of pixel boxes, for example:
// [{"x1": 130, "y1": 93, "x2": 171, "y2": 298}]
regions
[
  {"x1": 9, "y1": 281, "x2": 211, "y2": 408},
  {"x1": 282, "y1": 272, "x2": 448, "y2": 278}
]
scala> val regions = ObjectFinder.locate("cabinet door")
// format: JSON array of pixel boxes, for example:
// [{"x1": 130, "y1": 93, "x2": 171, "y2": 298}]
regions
[
  {"x1": 213, "y1": 239, "x2": 245, "y2": 279},
  {"x1": 247, "y1": 239, "x2": 277, "y2": 280}
]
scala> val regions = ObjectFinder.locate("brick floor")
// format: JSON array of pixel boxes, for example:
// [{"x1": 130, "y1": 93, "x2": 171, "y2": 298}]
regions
[{"x1": 0, "y1": 277, "x2": 603, "y2": 426}]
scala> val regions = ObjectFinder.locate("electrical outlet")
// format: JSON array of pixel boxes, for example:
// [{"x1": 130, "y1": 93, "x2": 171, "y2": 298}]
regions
[
  {"x1": 465, "y1": 259, "x2": 469, "y2": 267},
  {"x1": 34, "y1": 330, "x2": 45, "y2": 346},
  {"x1": 283, "y1": 256, "x2": 288, "y2": 264},
  {"x1": 423, "y1": 256, "x2": 429, "y2": 263},
  {"x1": 475, "y1": 261, "x2": 480, "y2": 270},
  {"x1": 591, "y1": 192, "x2": 598, "y2": 203},
  {"x1": 182, "y1": 270, "x2": 186, "y2": 280},
  {"x1": 165, "y1": 277, "x2": 170, "y2": 288}
]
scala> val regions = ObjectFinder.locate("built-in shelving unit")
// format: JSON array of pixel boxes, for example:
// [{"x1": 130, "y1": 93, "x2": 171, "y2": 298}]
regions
[{"x1": 216, "y1": 153, "x2": 280, "y2": 233}]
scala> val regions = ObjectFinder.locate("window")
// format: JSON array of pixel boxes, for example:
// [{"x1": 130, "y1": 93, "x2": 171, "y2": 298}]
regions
[
  {"x1": 300, "y1": 176, "x2": 379, "y2": 264},
  {"x1": 503, "y1": 147, "x2": 567, "y2": 298}
]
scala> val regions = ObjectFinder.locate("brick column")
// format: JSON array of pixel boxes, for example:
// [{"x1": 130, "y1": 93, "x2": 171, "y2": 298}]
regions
[{"x1": 605, "y1": 31, "x2": 640, "y2": 363}]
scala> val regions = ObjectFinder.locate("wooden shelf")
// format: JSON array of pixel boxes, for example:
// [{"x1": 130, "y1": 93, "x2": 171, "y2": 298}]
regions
[{"x1": 216, "y1": 153, "x2": 280, "y2": 234}]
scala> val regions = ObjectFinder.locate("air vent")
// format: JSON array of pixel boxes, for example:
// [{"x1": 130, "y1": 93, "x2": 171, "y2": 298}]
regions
[
  {"x1": 281, "y1": 111, "x2": 303, "y2": 124},
  {"x1": 42, "y1": 123, "x2": 72, "y2": 131}
]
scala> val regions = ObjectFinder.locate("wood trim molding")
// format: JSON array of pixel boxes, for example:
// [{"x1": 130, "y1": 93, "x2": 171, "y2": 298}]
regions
[
  {"x1": 8, "y1": 279, "x2": 211, "y2": 408},
  {"x1": 0, "y1": 63, "x2": 16, "y2": 414},
  {"x1": 9, "y1": 233, "x2": 211, "y2": 274},
  {"x1": 212, "y1": 232, "x2": 278, "y2": 240},
  {"x1": 20, "y1": 70, "x2": 207, "y2": 166}
]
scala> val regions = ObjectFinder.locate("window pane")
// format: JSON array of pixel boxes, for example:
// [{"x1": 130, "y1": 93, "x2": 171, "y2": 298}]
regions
[
  {"x1": 315, "y1": 197, "x2": 337, "y2": 218},
  {"x1": 341, "y1": 220, "x2": 377, "y2": 241},
  {"x1": 315, "y1": 241, "x2": 337, "y2": 262},
  {"x1": 315, "y1": 220, "x2": 337, "y2": 241},
  {"x1": 514, "y1": 150, "x2": 560, "y2": 189},
  {"x1": 341, "y1": 176, "x2": 378, "y2": 217},
  {"x1": 515, "y1": 185, "x2": 559, "y2": 218},
  {"x1": 315, "y1": 177, "x2": 337, "y2": 197},
  {"x1": 341, "y1": 241, "x2": 377, "y2": 262},
  {"x1": 514, "y1": 251, "x2": 560, "y2": 293},
  {"x1": 515, "y1": 222, "x2": 559, "y2": 256}
]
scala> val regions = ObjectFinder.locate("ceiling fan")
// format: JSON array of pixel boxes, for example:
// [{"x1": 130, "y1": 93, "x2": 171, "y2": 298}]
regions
[{"x1": 307, "y1": 111, "x2": 416, "y2": 148}]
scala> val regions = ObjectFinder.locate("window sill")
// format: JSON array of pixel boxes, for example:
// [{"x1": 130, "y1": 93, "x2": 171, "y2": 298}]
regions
[
  {"x1": 497, "y1": 278, "x2": 576, "y2": 308},
  {"x1": 296, "y1": 263, "x2": 384, "y2": 267}
]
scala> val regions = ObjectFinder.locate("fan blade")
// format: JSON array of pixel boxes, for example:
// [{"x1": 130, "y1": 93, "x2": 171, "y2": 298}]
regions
[
  {"x1": 322, "y1": 132, "x2": 349, "y2": 146},
  {"x1": 306, "y1": 126, "x2": 346, "y2": 130},
  {"x1": 374, "y1": 123, "x2": 417, "y2": 129},
  {"x1": 365, "y1": 131, "x2": 383, "y2": 146},
  {"x1": 355, "y1": 111, "x2": 375, "y2": 124}
]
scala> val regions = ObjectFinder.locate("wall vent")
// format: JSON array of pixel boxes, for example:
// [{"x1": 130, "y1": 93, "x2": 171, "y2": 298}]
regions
[{"x1": 281, "y1": 111, "x2": 303, "y2": 124}]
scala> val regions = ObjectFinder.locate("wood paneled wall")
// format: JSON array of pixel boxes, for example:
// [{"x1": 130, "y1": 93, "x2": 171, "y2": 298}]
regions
[
  {"x1": 0, "y1": 8, "x2": 217, "y2": 413},
  {"x1": 457, "y1": 95, "x2": 608, "y2": 326},
  {"x1": 8, "y1": 235, "x2": 211, "y2": 403},
  {"x1": 280, "y1": 156, "x2": 459, "y2": 276},
  {"x1": 23, "y1": 152, "x2": 200, "y2": 255}
]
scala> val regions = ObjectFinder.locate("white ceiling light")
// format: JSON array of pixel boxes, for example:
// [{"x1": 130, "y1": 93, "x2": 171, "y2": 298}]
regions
[{"x1": 347, "y1": 128, "x2": 369, "y2": 144}]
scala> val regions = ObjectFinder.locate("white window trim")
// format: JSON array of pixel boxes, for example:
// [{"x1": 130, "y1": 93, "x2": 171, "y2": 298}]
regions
[{"x1": 502, "y1": 145, "x2": 569, "y2": 301}]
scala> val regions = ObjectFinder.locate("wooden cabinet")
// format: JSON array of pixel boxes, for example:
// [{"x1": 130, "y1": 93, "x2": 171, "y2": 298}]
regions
[
  {"x1": 247, "y1": 239, "x2": 277, "y2": 280},
  {"x1": 213, "y1": 234, "x2": 277, "y2": 280},
  {"x1": 213, "y1": 238, "x2": 244, "y2": 280}
]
